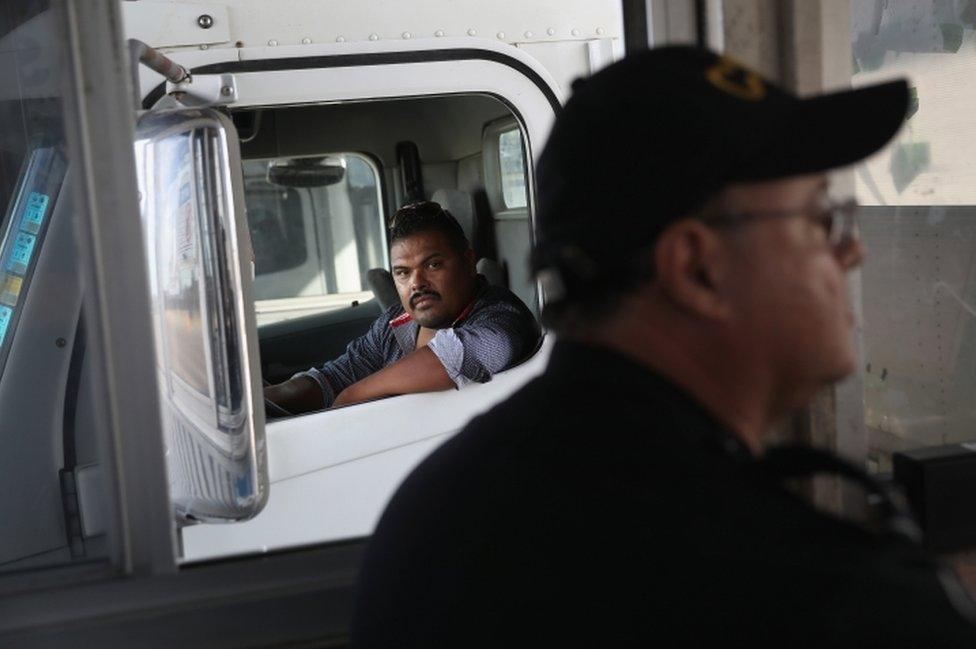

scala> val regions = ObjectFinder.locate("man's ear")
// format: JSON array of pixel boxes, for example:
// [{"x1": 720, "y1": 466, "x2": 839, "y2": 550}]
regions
[
  {"x1": 652, "y1": 220, "x2": 732, "y2": 320},
  {"x1": 464, "y1": 247, "x2": 477, "y2": 273}
]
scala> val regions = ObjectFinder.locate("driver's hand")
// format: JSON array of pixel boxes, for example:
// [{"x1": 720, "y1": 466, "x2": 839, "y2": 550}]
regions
[{"x1": 264, "y1": 376, "x2": 325, "y2": 414}]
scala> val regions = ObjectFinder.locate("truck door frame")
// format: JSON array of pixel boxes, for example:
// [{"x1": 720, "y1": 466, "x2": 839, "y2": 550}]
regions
[{"x1": 173, "y1": 41, "x2": 562, "y2": 560}]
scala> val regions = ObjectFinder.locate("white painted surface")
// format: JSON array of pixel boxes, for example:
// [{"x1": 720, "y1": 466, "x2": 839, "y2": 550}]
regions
[
  {"x1": 226, "y1": 41, "x2": 560, "y2": 163},
  {"x1": 182, "y1": 337, "x2": 553, "y2": 560},
  {"x1": 255, "y1": 292, "x2": 375, "y2": 327},
  {"x1": 125, "y1": 0, "x2": 622, "y2": 50},
  {"x1": 122, "y1": 1, "x2": 230, "y2": 49},
  {"x1": 516, "y1": 40, "x2": 591, "y2": 94}
]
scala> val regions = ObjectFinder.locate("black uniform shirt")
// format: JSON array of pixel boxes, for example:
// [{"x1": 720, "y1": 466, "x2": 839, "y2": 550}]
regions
[{"x1": 352, "y1": 340, "x2": 976, "y2": 647}]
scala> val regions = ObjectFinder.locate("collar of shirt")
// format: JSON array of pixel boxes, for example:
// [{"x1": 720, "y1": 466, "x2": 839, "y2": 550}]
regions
[
  {"x1": 547, "y1": 339, "x2": 753, "y2": 463},
  {"x1": 387, "y1": 279, "x2": 486, "y2": 355}
]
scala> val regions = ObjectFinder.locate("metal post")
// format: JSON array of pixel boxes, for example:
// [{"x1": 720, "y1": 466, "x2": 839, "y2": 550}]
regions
[
  {"x1": 128, "y1": 39, "x2": 190, "y2": 85},
  {"x1": 694, "y1": 0, "x2": 707, "y2": 47},
  {"x1": 621, "y1": 0, "x2": 650, "y2": 53},
  {"x1": 63, "y1": 0, "x2": 177, "y2": 576}
]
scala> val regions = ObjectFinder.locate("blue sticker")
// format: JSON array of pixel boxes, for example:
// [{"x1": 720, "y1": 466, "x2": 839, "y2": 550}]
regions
[
  {"x1": 21, "y1": 192, "x2": 49, "y2": 234},
  {"x1": 235, "y1": 472, "x2": 252, "y2": 499},
  {"x1": 0, "y1": 305, "x2": 10, "y2": 346},
  {"x1": 6, "y1": 232, "x2": 36, "y2": 275}
]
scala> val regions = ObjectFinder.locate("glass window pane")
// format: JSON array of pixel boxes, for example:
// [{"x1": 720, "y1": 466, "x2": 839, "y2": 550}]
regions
[
  {"x1": 852, "y1": 0, "x2": 976, "y2": 471},
  {"x1": 241, "y1": 163, "x2": 306, "y2": 277},
  {"x1": 499, "y1": 129, "x2": 527, "y2": 209},
  {"x1": 0, "y1": 1, "x2": 112, "y2": 575},
  {"x1": 243, "y1": 154, "x2": 385, "y2": 323}
]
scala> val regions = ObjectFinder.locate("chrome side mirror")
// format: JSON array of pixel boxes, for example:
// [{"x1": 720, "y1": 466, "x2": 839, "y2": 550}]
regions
[{"x1": 134, "y1": 108, "x2": 268, "y2": 522}]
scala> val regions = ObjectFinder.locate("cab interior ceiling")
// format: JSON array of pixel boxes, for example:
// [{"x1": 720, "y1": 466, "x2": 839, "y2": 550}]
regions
[{"x1": 233, "y1": 94, "x2": 514, "y2": 181}]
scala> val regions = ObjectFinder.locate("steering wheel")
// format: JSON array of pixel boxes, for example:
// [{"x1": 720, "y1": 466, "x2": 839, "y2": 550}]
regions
[
  {"x1": 265, "y1": 397, "x2": 293, "y2": 419},
  {"x1": 262, "y1": 377, "x2": 293, "y2": 418}
]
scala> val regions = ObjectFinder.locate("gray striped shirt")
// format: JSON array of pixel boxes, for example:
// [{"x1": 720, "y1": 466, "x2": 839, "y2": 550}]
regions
[{"x1": 300, "y1": 282, "x2": 539, "y2": 407}]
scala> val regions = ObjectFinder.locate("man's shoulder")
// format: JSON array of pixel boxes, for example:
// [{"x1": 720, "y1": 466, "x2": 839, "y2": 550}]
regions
[
  {"x1": 369, "y1": 302, "x2": 406, "y2": 332},
  {"x1": 374, "y1": 368, "x2": 673, "y2": 528},
  {"x1": 399, "y1": 373, "x2": 555, "y2": 482},
  {"x1": 465, "y1": 282, "x2": 536, "y2": 322},
  {"x1": 371, "y1": 373, "x2": 568, "y2": 524},
  {"x1": 357, "y1": 365, "x2": 976, "y2": 646}
]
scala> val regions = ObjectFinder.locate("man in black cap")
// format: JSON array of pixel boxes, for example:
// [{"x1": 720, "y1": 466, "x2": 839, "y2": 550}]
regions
[{"x1": 351, "y1": 47, "x2": 976, "y2": 646}]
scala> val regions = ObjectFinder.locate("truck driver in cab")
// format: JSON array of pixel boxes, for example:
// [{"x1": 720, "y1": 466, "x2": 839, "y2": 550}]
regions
[{"x1": 264, "y1": 200, "x2": 539, "y2": 414}]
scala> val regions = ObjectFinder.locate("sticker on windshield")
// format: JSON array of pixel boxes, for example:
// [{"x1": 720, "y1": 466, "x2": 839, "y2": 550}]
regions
[
  {"x1": 0, "y1": 274, "x2": 21, "y2": 307},
  {"x1": 21, "y1": 192, "x2": 49, "y2": 234},
  {"x1": 6, "y1": 232, "x2": 36, "y2": 275},
  {"x1": 0, "y1": 305, "x2": 11, "y2": 347}
]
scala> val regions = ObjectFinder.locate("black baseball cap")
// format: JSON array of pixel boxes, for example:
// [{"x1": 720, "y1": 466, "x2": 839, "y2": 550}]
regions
[{"x1": 532, "y1": 45, "x2": 909, "y2": 302}]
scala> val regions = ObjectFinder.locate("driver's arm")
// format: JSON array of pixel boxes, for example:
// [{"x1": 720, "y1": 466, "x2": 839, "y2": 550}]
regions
[
  {"x1": 265, "y1": 309, "x2": 391, "y2": 414},
  {"x1": 332, "y1": 347, "x2": 454, "y2": 407},
  {"x1": 264, "y1": 375, "x2": 325, "y2": 413}
]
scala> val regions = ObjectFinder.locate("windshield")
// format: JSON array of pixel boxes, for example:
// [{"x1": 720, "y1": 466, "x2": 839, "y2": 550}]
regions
[{"x1": 0, "y1": 2, "x2": 112, "y2": 578}]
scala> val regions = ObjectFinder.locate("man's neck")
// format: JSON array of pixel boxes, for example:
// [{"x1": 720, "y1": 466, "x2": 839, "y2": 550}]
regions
[
  {"x1": 573, "y1": 315, "x2": 776, "y2": 454},
  {"x1": 411, "y1": 279, "x2": 482, "y2": 350},
  {"x1": 415, "y1": 327, "x2": 436, "y2": 349}
]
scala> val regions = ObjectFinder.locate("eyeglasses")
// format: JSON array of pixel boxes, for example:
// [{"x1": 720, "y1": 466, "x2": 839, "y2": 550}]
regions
[{"x1": 701, "y1": 198, "x2": 860, "y2": 248}]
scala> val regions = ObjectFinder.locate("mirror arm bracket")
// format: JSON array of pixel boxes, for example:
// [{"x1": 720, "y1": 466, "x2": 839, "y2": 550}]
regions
[
  {"x1": 166, "y1": 73, "x2": 238, "y2": 109},
  {"x1": 128, "y1": 39, "x2": 190, "y2": 108},
  {"x1": 129, "y1": 39, "x2": 237, "y2": 111}
]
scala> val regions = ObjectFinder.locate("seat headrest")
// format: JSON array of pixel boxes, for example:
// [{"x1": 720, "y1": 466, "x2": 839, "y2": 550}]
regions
[
  {"x1": 366, "y1": 268, "x2": 400, "y2": 310},
  {"x1": 476, "y1": 258, "x2": 507, "y2": 287},
  {"x1": 431, "y1": 189, "x2": 476, "y2": 244}
]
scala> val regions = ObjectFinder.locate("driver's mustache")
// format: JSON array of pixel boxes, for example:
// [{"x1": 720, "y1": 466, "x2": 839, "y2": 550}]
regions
[{"x1": 410, "y1": 290, "x2": 440, "y2": 307}]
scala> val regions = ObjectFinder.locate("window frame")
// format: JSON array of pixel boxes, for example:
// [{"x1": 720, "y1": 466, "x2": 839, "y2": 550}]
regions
[
  {"x1": 173, "y1": 50, "x2": 557, "y2": 561},
  {"x1": 497, "y1": 128, "x2": 529, "y2": 210},
  {"x1": 482, "y1": 116, "x2": 529, "y2": 219}
]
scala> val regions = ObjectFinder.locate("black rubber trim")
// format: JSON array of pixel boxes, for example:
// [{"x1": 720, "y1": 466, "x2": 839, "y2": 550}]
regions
[
  {"x1": 142, "y1": 48, "x2": 562, "y2": 112},
  {"x1": 62, "y1": 309, "x2": 86, "y2": 469}
]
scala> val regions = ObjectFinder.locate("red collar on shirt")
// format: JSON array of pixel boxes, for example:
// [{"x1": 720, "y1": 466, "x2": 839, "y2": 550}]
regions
[{"x1": 389, "y1": 311, "x2": 412, "y2": 328}]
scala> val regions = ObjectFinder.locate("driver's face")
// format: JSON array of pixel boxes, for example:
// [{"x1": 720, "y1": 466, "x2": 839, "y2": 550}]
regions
[{"x1": 391, "y1": 230, "x2": 477, "y2": 329}]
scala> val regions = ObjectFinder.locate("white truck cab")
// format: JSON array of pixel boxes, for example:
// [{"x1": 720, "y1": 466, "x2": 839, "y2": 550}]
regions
[
  {"x1": 120, "y1": 0, "x2": 625, "y2": 561},
  {"x1": 0, "y1": 1, "x2": 632, "y2": 645}
]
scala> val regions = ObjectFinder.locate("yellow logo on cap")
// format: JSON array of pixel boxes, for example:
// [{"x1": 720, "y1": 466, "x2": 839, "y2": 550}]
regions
[{"x1": 705, "y1": 56, "x2": 766, "y2": 101}]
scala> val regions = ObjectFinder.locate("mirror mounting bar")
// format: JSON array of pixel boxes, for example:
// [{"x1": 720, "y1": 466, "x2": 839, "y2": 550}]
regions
[
  {"x1": 128, "y1": 39, "x2": 191, "y2": 109},
  {"x1": 129, "y1": 38, "x2": 237, "y2": 111},
  {"x1": 129, "y1": 39, "x2": 190, "y2": 84},
  {"x1": 166, "y1": 73, "x2": 239, "y2": 109}
]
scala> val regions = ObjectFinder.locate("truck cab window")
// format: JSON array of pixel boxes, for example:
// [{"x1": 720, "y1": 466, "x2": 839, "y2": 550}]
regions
[
  {"x1": 243, "y1": 154, "x2": 386, "y2": 326},
  {"x1": 246, "y1": 183, "x2": 306, "y2": 276},
  {"x1": 183, "y1": 93, "x2": 547, "y2": 561},
  {"x1": 0, "y1": 1, "x2": 112, "y2": 577},
  {"x1": 498, "y1": 128, "x2": 527, "y2": 209},
  {"x1": 852, "y1": 0, "x2": 976, "y2": 472}
]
